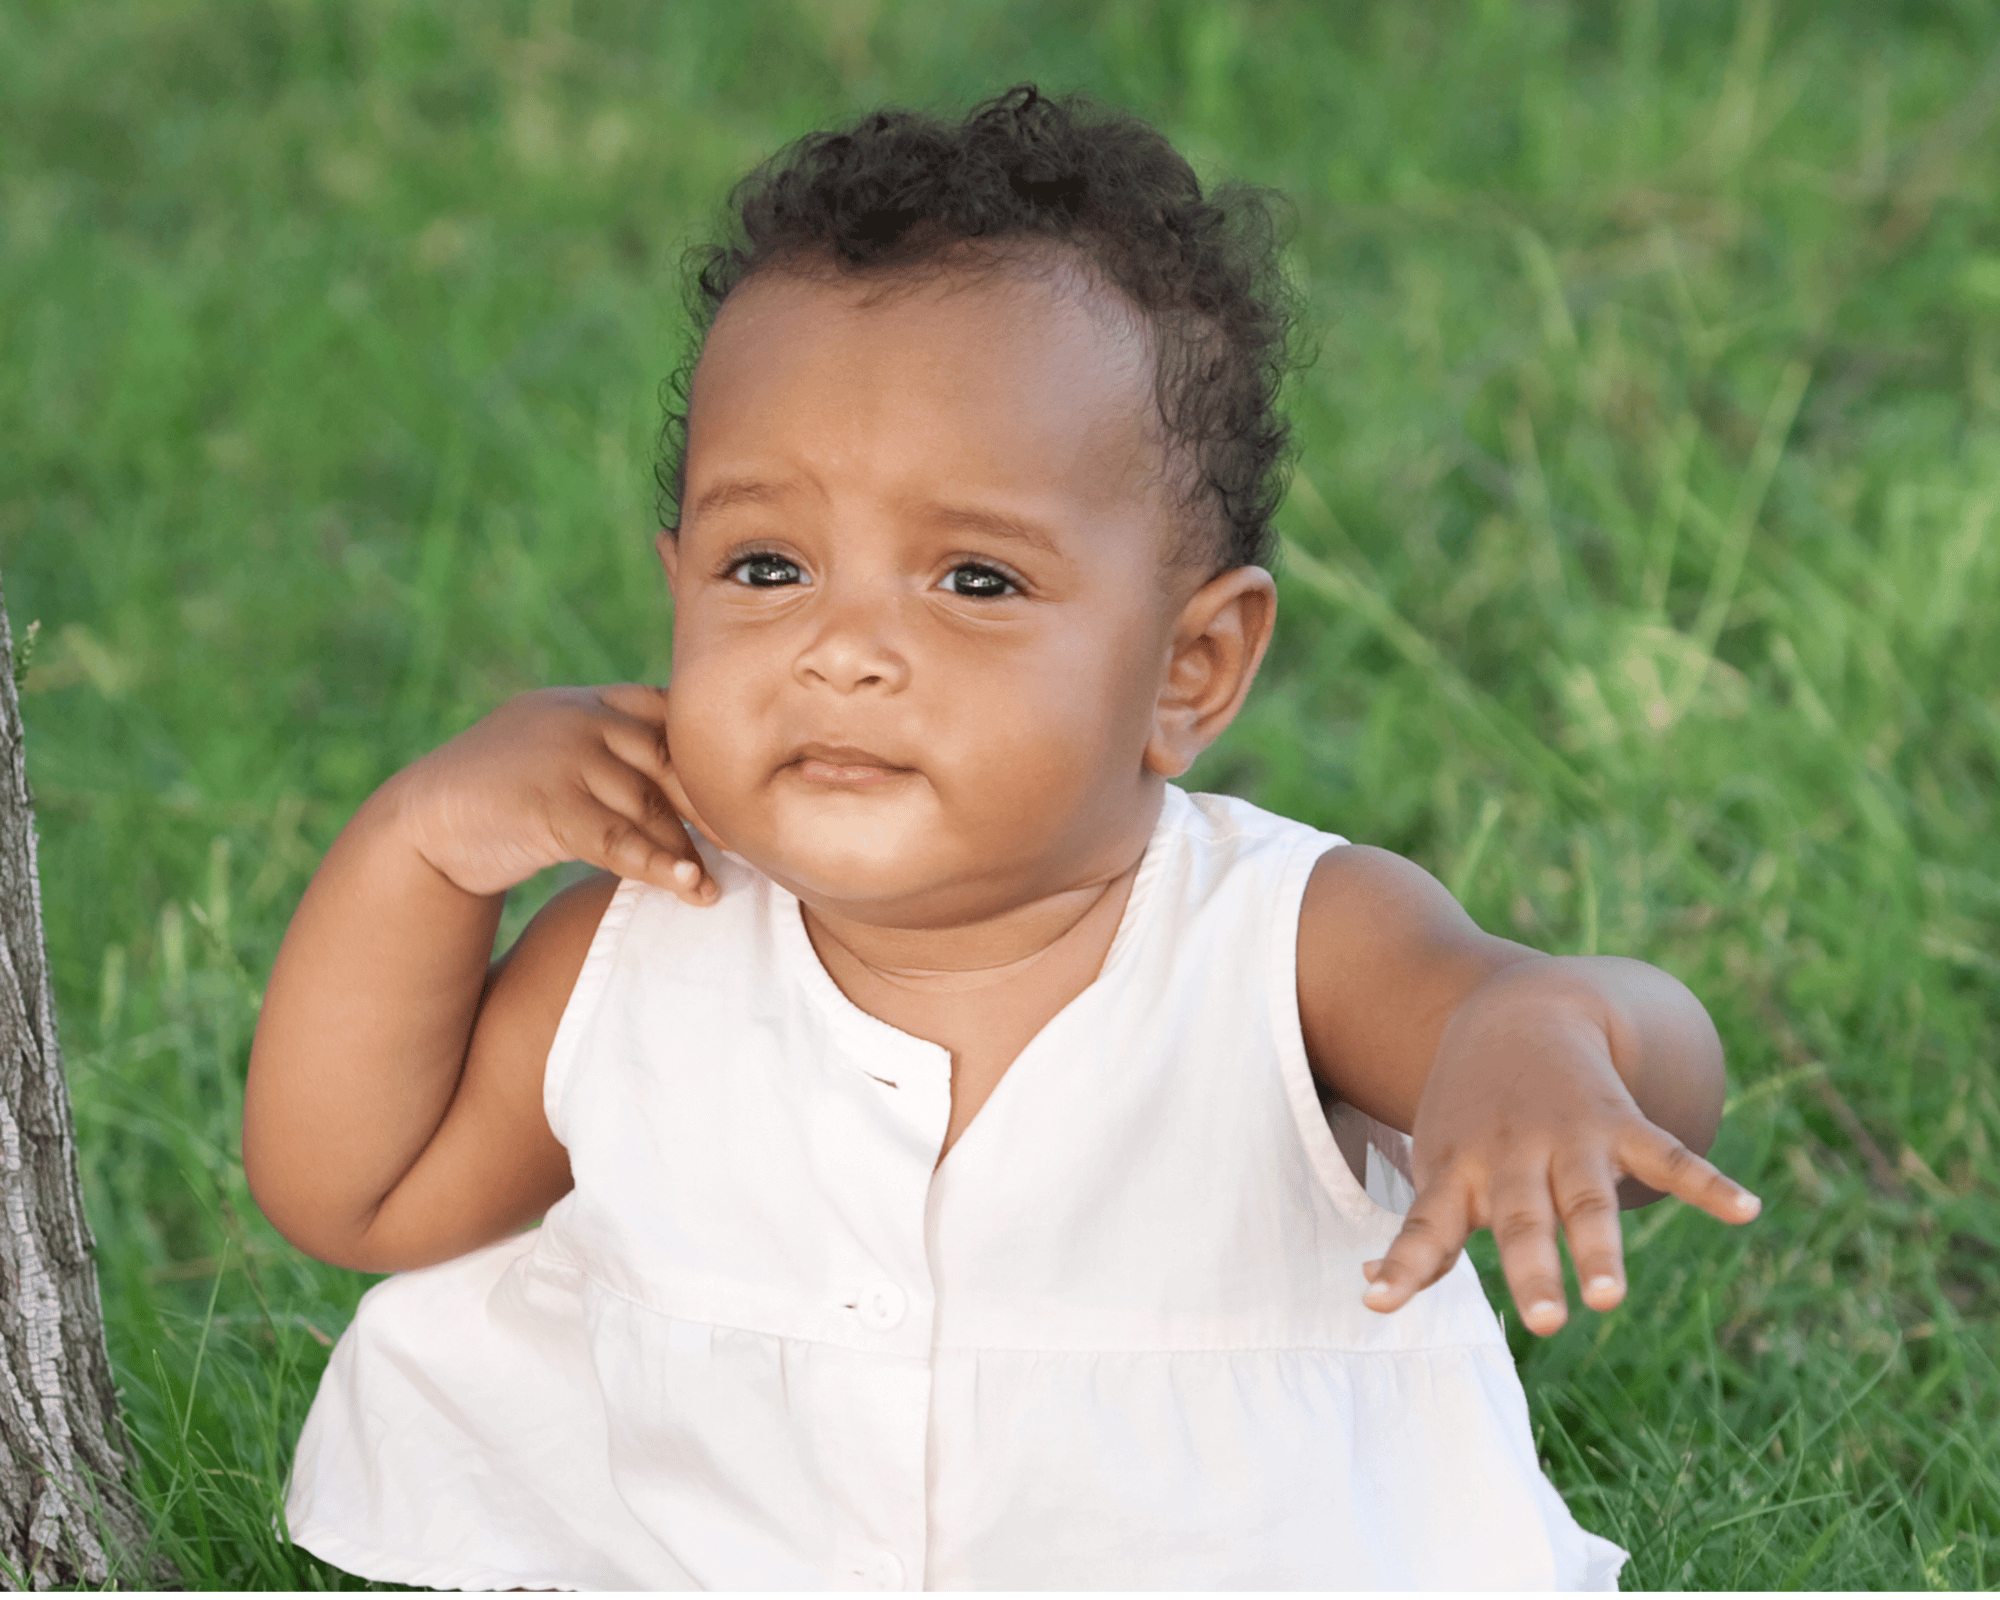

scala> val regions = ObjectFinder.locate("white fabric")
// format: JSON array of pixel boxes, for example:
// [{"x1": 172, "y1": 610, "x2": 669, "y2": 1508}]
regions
[{"x1": 286, "y1": 788, "x2": 1628, "y2": 1590}]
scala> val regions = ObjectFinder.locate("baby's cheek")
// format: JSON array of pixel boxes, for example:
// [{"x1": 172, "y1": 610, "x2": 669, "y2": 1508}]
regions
[{"x1": 663, "y1": 697, "x2": 749, "y2": 846}]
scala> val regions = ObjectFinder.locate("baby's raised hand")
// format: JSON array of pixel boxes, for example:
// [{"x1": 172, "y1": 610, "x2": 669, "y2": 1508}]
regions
[
  {"x1": 1358, "y1": 958, "x2": 1761, "y2": 1336},
  {"x1": 389, "y1": 685, "x2": 715, "y2": 905}
]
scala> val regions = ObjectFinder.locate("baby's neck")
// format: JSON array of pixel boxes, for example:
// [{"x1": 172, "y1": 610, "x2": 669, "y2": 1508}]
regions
[
  {"x1": 800, "y1": 858, "x2": 1147, "y2": 1161},
  {"x1": 800, "y1": 865, "x2": 1140, "y2": 997}
]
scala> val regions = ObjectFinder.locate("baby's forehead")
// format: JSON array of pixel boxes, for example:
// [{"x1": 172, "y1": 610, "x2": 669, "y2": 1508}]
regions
[
  {"x1": 704, "y1": 249, "x2": 1152, "y2": 379},
  {"x1": 684, "y1": 260, "x2": 1179, "y2": 526}
]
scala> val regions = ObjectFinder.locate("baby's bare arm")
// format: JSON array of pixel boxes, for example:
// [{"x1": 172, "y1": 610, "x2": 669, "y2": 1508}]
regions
[
  {"x1": 243, "y1": 686, "x2": 710, "y2": 1271},
  {"x1": 1297, "y1": 845, "x2": 1758, "y2": 1333}
]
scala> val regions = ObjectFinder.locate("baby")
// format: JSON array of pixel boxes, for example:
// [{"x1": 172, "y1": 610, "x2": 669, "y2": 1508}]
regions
[{"x1": 245, "y1": 88, "x2": 1759, "y2": 1590}]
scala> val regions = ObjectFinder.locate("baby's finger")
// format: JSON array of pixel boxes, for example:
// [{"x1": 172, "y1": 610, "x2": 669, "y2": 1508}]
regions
[
  {"x1": 594, "y1": 811, "x2": 711, "y2": 903},
  {"x1": 598, "y1": 695, "x2": 677, "y2": 782},
  {"x1": 1621, "y1": 1123, "x2": 1761, "y2": 1225},
  {"x1": 591, "y1": 693, "x2": 728, "y2": 854},
  {"x1": 1487, "y1": 1165, "x2": 1569, "y2": 1335},
  {"x1": 595, "y1": 681, "x2": 674, "y2": 730},
  {"x1": 1362, "y1": 1179, "x2": 1472, "y2": 1315},
  {"x1": 575, "y1": 763, "x2": 712, "y2": 904},
  {"x1": 1550, "y1": 1153, "x2": 1627, "y2": 1313}
]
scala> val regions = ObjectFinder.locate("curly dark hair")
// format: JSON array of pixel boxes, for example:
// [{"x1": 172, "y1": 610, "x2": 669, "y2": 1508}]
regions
[{"x1": 655, "y1": 85, "x2": 1298, "y2": 571}]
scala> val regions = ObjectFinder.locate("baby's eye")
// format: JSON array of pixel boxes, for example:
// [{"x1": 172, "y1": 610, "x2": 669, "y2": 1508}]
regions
[
  {"x1": 727, "y1": 554, "x2": 807, "y2": 588},
  {"x1": 938, "y1": 563, "x2": 1017, "y2": 599}
]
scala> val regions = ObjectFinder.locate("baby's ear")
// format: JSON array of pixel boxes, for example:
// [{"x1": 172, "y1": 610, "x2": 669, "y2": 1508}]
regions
[
  {"x1": 1144, "y1": 566, "x2": 1277, "y2": 778},
  {"x1": 656, "y1": 528, "x2": 681, "y2": 591}
]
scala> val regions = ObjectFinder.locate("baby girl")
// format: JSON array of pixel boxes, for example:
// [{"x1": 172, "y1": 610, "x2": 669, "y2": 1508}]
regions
[{"x1": 246, "y1": 86, "x2": 1758, "y2": 1589}]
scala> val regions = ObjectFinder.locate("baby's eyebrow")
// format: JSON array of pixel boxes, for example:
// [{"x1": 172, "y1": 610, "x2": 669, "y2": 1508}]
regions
[
  {"x1": 687, "y1": 479, "x2": 1065, "y2": 559},
  {"x1": 687, "y1": 478, "x2": 787, "y2": 522},
  {"x1": 922, "y1": 503, "x2": 1064, "y2": 557}
]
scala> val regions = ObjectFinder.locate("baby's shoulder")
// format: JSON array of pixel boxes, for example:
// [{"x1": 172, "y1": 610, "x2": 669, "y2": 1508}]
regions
[
  {"x1": 1296, "y1": 842, "x2": 1509, "y2": 972},
  {"x1": 1292, "y1": 835, "x2": 1532, "y2": 1096}
]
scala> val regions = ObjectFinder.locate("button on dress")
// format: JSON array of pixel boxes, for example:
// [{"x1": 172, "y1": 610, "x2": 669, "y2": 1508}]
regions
[{"x1": 285, "y1": 787, "x2": 1628, "y2": 1590}]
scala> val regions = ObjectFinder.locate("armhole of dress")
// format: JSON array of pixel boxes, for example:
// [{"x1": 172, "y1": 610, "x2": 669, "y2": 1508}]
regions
[
  {"x1": 1266, "y1": 831, "x2": 1419, "y2": 1229},
  {"x1": 541, "y1": 875, "x2": 645, "y2": 1144}
]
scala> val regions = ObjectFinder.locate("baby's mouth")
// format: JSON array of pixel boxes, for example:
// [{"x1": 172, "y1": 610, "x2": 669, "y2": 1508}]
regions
[{"x1": 788, "y1": 744, "x2": 913, "y2": 786}]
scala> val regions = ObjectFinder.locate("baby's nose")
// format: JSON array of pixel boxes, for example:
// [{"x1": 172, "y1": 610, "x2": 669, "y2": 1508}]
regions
[{"x1": 792, "y1": 596, "x2": 912, "y2": 693}]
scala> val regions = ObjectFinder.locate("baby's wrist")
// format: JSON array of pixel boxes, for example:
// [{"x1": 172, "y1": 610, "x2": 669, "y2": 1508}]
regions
[
  {"x1": 364, "y1": 762, "x2": 513, "y2": 901},
  {"x1": 1450, "y1": 955, "x2": 1616, "y2": 1043},
  {"x1": 1447, "y1": 954, "x2": 1723, "y2": 1147}
]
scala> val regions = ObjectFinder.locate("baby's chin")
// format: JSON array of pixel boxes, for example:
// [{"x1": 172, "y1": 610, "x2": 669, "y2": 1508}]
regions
[
  {"x1": 727, "y1": 824, "x2": 1021, "y2": 931},
  {"x1": 757, "y1": 853, "x2": 985, "y2": 929}
]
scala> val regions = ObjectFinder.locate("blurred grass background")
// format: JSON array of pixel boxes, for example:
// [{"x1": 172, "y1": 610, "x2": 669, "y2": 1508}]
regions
[{"x1": 3, "y1": 0, "x2": 1997, "y2": 1586}]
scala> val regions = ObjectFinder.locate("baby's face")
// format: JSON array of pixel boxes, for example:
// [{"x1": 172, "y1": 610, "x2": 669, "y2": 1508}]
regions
[{"x1": 660, "y1": 260, "x2": 1198, "y2": 928}]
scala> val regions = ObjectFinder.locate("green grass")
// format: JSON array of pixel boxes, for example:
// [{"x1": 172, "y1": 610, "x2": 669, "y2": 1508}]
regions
[{"x1": 4, "y1": 0, "x2": 1997, "y2": 1586}]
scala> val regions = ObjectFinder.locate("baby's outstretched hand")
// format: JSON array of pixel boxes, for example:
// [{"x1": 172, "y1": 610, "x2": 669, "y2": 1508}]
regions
[
  {"x1": 390, "y1": 685, "x2": 715, "y2": 905},
  {"x1": 1359, "y1": 958, "x2": 1761, "y2": 1336}
]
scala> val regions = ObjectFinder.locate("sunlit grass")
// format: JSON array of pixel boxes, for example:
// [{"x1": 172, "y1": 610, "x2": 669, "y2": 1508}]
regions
[{"x1": 4, "y1": 0, "x2": 1996, "y2": 1586}]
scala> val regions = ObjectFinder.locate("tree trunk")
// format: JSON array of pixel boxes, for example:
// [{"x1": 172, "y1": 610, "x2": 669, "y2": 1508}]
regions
[{"x1": 0, "y1": 573, "x2": 161, "y2": 1588}]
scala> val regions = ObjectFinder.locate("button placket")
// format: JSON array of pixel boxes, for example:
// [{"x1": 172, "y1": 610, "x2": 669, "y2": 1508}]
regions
[
  {"x1": 856, "y1": 1280, "x2": 907, "y2": 1331},
  {"x1": 814, "y1": 1026, "x2": 937, "y2": 1592}
]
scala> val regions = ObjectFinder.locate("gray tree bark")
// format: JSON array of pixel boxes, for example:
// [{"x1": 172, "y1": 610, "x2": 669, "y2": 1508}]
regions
[{"x1": 0, "y1": 573, "x2": 161, "y2": 1588}]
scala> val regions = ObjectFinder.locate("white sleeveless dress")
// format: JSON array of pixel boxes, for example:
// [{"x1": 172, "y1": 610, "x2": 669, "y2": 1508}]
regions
[{"x1": 286, "y1": 787, "x2": 1627, "y2": 1590}]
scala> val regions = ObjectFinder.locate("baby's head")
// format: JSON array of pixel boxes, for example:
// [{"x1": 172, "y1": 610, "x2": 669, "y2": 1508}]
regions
[
  {"x1": 654, "y1": 87, "x2": 1296, "y2": 927},
  {"x1": 659, "y1": 84, "x2": 1296, "y2": 574}
]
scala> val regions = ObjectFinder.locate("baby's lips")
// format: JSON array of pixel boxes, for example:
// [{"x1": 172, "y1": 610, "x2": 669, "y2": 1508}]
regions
[
  {"x1": 784, "y1": 739, "x2": 919, "y2": 788},
  {"x1": 787, "y1": 739, "x2": 910, "y2": 770}
]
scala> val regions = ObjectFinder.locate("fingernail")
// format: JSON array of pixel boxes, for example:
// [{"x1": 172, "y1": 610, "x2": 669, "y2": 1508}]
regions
[
  {"x1": 1526, "y1": 1299, "x2": 1564, "y2": 1328},
  {"x1": 1735, "y1": 1191, "x2": 1762, "y2": 1218},
  {"x1": 1363, "y1": 1282, "x2": 1395, "y2": 1307},
  {"x1": 673, "y1": 860, "x2": 699, "y2": 886},
  {"x1": 1585, "y1": 1274, "x2": 1620, "y2": 1300}
]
